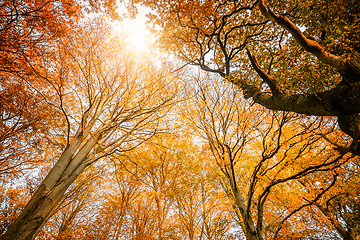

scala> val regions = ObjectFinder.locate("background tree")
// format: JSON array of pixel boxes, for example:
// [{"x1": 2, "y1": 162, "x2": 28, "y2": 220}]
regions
[
  {"x1": 170, "y1": 160, "x2": 236, "y2": 240},
  {"x1": 72, "y1": 162, "x2": 142, "y2": 240},
  {"x1": 113, "y1": 133, "x2": 236, "y2": 240}
]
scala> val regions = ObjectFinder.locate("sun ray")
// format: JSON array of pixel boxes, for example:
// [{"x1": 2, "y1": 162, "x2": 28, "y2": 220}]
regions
[{"x1": 113, "y1": 6, "x2": 153, "y2": 52}]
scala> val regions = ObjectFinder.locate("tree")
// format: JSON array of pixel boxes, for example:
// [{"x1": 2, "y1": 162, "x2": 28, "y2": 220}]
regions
[
  {"x1": 0, "y1": 84, "x2": 56, "y2": 179},
  {"x1": 0, "y1": 0, "x2": 122, "y2": 178},
  {"x1": 128, "y1": 0, "x2": 360, "y2": 153},
  {"x1": 170, "y1": 161, "x2": 236, "y2": 240},
  {"x1": 57, "y1": 132, "x2": 236, "y2": 240},
  {"x1": 180, "y1": 75, "x2": 354, "y2": 240},
  {"x1": 81, "y1": 164, "x2": 142, "y2": 240},
  {"x1": 0, "y1": 21, "x2": 176, "y2": 240},
  {"x1": 0, "y1": 0, "x2": 69, "y2": 182},
  {"x1": 0, "y1": 0, "x2": 122, "y2": 218},
  {"x1": 125, "y1": 134, "x2": 239, "y2": 240},
  {"x1": 112, "y1": 134, "x2": 230, "y2": 240}
]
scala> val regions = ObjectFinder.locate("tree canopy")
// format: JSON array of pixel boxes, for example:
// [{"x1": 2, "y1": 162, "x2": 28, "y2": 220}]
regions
[
  {"x1": 128, "y1": 0, "x2": 360, "y2": 153},
  {"x1": 1, "y1": 0, "x2": 360, "y2": 240}
]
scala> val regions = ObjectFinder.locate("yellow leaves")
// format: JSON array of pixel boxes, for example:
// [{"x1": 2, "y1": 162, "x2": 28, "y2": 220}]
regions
[{"x1": 0, "y1": 185, "x2": 30, "y2": 235}]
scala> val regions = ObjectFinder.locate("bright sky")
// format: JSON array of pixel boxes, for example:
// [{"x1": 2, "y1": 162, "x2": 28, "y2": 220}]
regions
[{"x1": 113, "y1": 5, "x2": 153, "y2": 52}]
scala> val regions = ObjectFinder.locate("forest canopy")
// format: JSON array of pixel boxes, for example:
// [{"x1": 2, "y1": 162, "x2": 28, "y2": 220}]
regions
[
  {"x1": 0, "y1": 0, "x2": 359, "y2": 240},
  {"x1": 128, "y1": 0, "x2": 360, "y2": 152}
]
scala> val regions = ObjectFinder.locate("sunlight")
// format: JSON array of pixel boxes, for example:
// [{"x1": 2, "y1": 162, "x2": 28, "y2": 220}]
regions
[{"x1": 113, "y1": 6, "x2": 153, "y2": 52}]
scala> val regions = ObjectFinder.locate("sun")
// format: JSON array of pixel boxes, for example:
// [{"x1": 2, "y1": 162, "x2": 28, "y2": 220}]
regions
[{"x1": 113, "y1": 6, "x2": 153, "y2": 52}]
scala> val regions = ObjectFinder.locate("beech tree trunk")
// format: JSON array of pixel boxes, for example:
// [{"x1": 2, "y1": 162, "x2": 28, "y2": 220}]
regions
[
  {"x1": 228, "y1": 174, "x2": 261, "y2": 240},
  {"x1": 0, "y1": 132, "x2": 99, "y2": 240}
]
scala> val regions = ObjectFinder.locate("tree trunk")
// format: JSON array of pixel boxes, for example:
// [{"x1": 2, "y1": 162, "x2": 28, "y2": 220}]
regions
[
  {"x1": 228, "y1": 174, "x2": 261, "y2": 240},
  {"x1": 0, "y1": 133, "x2": 99, "y2": 240}
]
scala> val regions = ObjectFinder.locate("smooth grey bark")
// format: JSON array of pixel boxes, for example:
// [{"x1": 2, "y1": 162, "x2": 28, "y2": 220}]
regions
[
  {"x1": 0, "y1": 131, "x2": 100, "y2": 240},
  {"x1": 228, "y1": 173, "x2": 261, "y2": 240}
]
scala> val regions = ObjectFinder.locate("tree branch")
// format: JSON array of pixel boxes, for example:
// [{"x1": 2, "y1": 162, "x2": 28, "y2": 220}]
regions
[
  {"x1": 246, "y1": 48, "x2": 283, "y2": 96},
  {"x1": 272, "y1": 171, "x2": 338, "y2": 240},
  {"x1": 258, "y1": 0, "x2": 347, "y2": 73},
  {"x1": 239, "y1": 82, "x2": 347, "y2": 116}
]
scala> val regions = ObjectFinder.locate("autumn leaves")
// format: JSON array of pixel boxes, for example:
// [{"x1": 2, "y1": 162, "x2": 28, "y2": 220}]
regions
[{"x1": 1, "y1": 0, "x2": 360, "y2": 240}]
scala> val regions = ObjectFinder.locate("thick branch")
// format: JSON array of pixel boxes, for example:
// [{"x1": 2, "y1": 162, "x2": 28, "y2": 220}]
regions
[
  {"x1": 240, "y1": 83, "x2": 344, "y2": 116},
  {"x1": 246, "y1": 49, "x2": 283, "y2": 96},
  {"x1": 258, "y1": 0, "x2": 347, "y2": 73}
]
